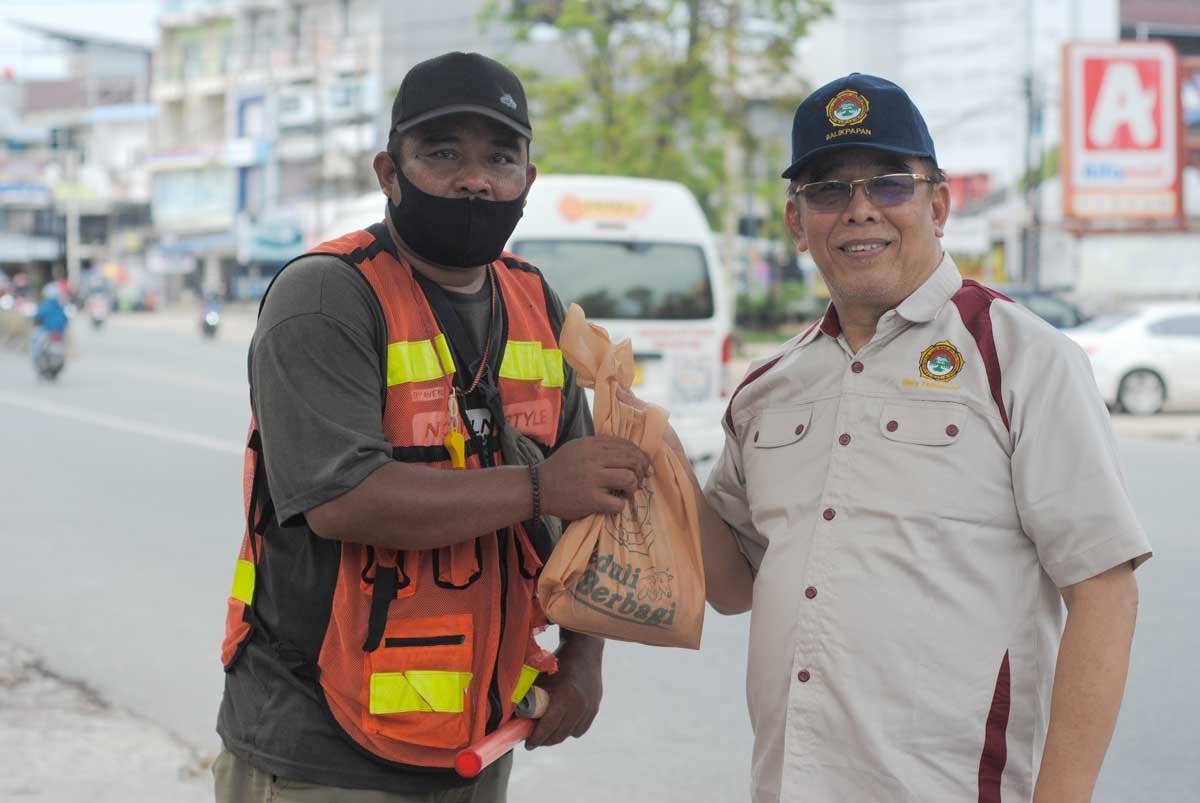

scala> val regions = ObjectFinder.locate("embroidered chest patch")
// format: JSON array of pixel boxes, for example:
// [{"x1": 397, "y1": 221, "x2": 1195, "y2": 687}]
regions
[{"x1": 920, "y1": 340, "x2": 964, "y2": 382}]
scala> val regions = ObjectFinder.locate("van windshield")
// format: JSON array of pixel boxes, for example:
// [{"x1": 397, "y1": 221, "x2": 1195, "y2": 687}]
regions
[{"x1": 511, "y1": 239, "x2": 714, "y2": 320}]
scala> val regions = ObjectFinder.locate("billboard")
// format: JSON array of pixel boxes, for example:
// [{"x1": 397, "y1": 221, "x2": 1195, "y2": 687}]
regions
[
  {"x1": 1183, "y1": 57, "x2": 1200, "y2": 167},
  {"x1": 1063, "y1": 41, "x2": 1182, "y2": 224}
]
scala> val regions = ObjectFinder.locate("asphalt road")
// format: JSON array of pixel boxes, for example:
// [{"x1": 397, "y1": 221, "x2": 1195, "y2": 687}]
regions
[{"x1": 0, "y1": 310, "x2": 1196, "y2": 801}]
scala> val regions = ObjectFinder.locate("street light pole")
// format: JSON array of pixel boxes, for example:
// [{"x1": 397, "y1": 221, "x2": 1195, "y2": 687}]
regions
[
  {"x1": 1021, "y1": 0, "x2": 1042, "y2": 290},
  {"x1": 64, "y1": 147, "x2": 81, "y2": 291},
  {"x1": 1023, "y1": 72, "x2": 1041, "y2": 290}
]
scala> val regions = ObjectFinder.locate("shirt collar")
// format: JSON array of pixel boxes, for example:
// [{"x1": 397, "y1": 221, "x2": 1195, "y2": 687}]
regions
[
  {"x1": 802, "y1": 252, "x2": 962, "y2": 348},
  {"x1": 895, "y1": 252, "x2": 963, "y2": 323}
]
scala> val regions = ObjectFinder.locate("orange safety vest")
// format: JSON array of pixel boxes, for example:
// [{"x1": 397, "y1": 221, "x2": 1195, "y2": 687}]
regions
[{"x1": 221, "y1": 224, "x2": 564, "y2": 769}]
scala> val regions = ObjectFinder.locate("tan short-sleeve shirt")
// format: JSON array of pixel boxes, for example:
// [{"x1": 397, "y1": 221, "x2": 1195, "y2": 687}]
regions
[{"x1": 705, "y1": 256, "x2": 1151, "y2": 803}]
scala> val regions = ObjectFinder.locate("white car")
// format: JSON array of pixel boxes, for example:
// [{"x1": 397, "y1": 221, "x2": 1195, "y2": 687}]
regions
[{"x1": 1065, "y1": 303, "x2": 1200, "y2": 415}]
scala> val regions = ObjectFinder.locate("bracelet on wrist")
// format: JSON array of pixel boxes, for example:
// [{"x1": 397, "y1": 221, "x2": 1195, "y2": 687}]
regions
[{"x1": 529, "y1": 464, "x2": 542, "y2": 521}]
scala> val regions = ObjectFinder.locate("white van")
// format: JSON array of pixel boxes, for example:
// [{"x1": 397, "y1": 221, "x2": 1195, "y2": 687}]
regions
[{"x1": 508, "y1": 175, "x2": 733, "y2": 466}]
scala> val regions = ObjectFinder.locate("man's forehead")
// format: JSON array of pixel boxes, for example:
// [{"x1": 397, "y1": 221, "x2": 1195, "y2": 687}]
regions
[{"x1": 808, "y1": 148, "x2": 910, "y2": 178}]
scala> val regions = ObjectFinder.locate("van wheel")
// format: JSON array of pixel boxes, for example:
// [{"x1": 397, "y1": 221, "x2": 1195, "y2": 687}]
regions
[{"x1": 1117, "y1": 370, "x2": 1165, "y2": 416}]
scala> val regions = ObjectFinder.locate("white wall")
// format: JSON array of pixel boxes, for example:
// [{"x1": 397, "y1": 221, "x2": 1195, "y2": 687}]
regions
[{"x1": 797, "y1": 0, "x2": 1120, "y2": 186}]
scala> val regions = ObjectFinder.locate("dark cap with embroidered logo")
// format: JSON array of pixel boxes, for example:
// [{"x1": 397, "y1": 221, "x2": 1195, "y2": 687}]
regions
[
  {"x1": 781, "y1": 73, "x2": 936, "y2": 179},
  {"x1": 391, "y1": 51, "x2": 532, "y2": 140}
]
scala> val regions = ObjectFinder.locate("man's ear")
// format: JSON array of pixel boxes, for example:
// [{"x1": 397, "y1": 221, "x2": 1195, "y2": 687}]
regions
[
  {"x1": 525, "y1": 161, "x2": 537, "y2": 198},
  {"x1": 931, "y1": 179, "x2": 951, "y2": 238},
  {"x1": 786, "y1": 196, "x2": 809, "y2": 253},
  {"x1": 372, "y1": 151, "x2": 398, "y2": 200}
]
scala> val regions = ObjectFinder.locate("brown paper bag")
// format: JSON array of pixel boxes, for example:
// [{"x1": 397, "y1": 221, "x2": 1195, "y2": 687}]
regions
[{"x1": 537, "y1": 304, "x2": 705, "y2": 649}]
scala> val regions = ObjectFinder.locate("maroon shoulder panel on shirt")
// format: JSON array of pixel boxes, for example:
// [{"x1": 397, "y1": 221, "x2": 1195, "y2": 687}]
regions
[
  {"x1": 722, "y1": 318, "x2": 827, "y2": 432},
  {"x1": 819, "y1": 303, "x2": 842, "y2": 337},
  {"x1": 724, "y1": 355, "x2": 783, "y2": 433},
  {"x1": 951, "y1": 280, "x2": 1012, "y2": 431}
]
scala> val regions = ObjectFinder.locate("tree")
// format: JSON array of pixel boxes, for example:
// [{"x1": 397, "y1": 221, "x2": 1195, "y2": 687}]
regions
[{"x1": 486, "y1": 0, "x2": 830, "y2": 235}]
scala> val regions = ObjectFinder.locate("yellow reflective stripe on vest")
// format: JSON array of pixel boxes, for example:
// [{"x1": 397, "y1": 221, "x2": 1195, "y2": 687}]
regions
[
  {"x1": 369, "y1": 671, "x2": 473, "y2": 714},
  {"x1": 386, "y1": 335, "x2": 456, "y2": 386},
  {"x1": 231, "y1": 559, "x2": 255, "y2": 604},
  {"x1": 510, "y1": 664, "x2": 540, "y2": 704},
  {"x1": 500, "y1": 341, "x2": 564, "y2": 388}
]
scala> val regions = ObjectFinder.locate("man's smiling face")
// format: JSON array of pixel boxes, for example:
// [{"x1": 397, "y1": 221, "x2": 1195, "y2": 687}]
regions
[{"x1": 785, "y1": 147, "x2": 950, "y2": 313}]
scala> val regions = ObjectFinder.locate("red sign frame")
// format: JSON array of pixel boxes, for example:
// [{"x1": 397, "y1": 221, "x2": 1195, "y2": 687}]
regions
[{"x1": 1062, "y1": 41, "x2": 1183, "y2": 228}]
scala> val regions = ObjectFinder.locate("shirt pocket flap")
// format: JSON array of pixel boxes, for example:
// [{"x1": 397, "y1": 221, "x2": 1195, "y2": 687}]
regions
[
  {"x1": 879, "y1": 401, "x2": 966, "y2": 447},
  {"x1": 751, "y1": 406, "x2": 813, "y2": 449}
]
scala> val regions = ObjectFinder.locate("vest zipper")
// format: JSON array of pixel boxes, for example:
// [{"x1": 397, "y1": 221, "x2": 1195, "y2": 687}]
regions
[{"x1": 486, "y1": 526, "x2": 509, "y2": 733}]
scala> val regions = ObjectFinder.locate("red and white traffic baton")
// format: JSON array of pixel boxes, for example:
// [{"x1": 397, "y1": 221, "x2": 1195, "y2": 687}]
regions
[{"x1": 454, "y1": 686, "x2": 549, "y2": 778}]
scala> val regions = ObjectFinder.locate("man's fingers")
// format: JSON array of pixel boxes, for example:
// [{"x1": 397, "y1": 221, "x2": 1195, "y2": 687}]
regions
[
  {"x1": 599, "y1": 468, "x2": 638, "y2": 495},
  {"x1": 526, "y1": 699, "x2": 569, "y2": 749},
  {"x1": 598, "y1": 437, "x2": 651, "y2": 480},
  {"x1": 569, "y1": 708, "x2": 596, "y2": 739},
  {"x1": 595, "y1": 491, "x2": 626, "y2": 515}
]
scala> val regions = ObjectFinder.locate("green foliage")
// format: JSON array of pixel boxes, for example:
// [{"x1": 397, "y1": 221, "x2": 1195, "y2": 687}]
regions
[
  {"x1": 1018, "y1": 144, "x2": 1061, "y2": 191},
  {"x1": 484, "y1": 0, "x2": 830, "y2": 225},
  {"x1": 736, "y1": 278, "x2": 808, "y2": 328}
]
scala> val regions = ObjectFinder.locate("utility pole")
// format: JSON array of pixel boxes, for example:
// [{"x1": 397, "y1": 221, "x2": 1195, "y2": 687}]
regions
[
  {"x1": 721, "y1": 2, "x2": 742, "y2": 278},
  {"x1": 1023, "y1": 72, "x2": 1041, "y2": 290},
  {"x1": 1021, "y1": 0, "x2": 1042, "y2": 290},
  {"x1": 64, "y1": 147, "x2": 81, "y2": 291}
]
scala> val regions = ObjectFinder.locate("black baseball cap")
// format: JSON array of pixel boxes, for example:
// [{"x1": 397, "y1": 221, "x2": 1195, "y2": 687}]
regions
[
  {"x1": 781, "y1": 73, "x2": 936, "y2": 179},
  {"x1": 391, "y1": 51, "x2": 532, "y2": 140}
]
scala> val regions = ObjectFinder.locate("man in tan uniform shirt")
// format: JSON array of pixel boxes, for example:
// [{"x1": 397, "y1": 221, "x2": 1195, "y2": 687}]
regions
[{"x1": 688, "y1": 74, "x2": 1151, "y2": 802}]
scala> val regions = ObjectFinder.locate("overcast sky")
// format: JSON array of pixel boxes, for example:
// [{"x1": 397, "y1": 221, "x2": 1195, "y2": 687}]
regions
[{"x1": 0, "y1": 0, "x2": 158, "y2": 78}]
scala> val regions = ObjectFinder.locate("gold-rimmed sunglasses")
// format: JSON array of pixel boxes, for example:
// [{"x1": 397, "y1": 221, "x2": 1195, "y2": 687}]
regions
[{"x1": 790, "y1": 173, "x2": 938, "y2": 212}]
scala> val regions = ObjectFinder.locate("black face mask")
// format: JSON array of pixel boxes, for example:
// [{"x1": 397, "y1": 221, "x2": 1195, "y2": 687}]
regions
[{"x1": 388, "y1": 167, "x2": 527, "y2": 269}]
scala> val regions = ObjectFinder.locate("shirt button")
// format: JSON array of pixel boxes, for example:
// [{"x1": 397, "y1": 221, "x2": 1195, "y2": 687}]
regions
[
  {"x1": 851, "y1": 361, "x2": 864, "y2": 374},
  {"x1": 886, "y1": 420, "x2": 899, "y2": 432},
  {"x1": 794, "y1": 424, "x2": 805, "y2": 435},
  {"x1": 753, "y1": 431, "x2": 759, "y2": 443},
  {"x1": 797, "y1": 670, "x2": 811, "y2": 683},
  {"x1": 946, "y1": 424, "x2": 960, "y2": 437},
  {"x1": 838, "y1": 433, "x2": 851, "y2": 446},
  {"x1": 822, "y1": 507, "x2": 836, "y2": 521},
  {"x1": 805, "y1": 586, "x2": 818, "y2": 599}
]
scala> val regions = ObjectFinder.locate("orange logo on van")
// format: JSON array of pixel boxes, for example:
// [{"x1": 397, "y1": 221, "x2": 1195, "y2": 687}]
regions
[{"x1": 558, "y1": 195, "x2": 652, "y2": 222}]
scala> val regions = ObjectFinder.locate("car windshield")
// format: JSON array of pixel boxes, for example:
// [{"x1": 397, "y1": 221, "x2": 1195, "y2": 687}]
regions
[
  {"x1": 1074, "y1": 313, "x2": 1134, "y2": 333},
  {"x1": 510, "y1": 239, "x2": 714, "y2": 320}
]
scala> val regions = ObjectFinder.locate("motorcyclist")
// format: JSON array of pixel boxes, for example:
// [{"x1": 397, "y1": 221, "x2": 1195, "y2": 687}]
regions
[
  {"x1": 33, "y1": 282, "x2": 69, "y2": 339},
  {"x1": 200, "y1": 291, "x2": 221, "y2": 337},
  {"x1": 32, "y1": 282, "x2": 69, "y2": 377}
]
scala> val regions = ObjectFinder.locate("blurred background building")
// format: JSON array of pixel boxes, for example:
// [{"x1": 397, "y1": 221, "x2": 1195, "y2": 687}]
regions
[
  {"x1": 0, "y1": 0, "x2": 1196, "y2": 308},
  {"x1": 0, "y1": 19, "x2": 154, "y2": 306}
]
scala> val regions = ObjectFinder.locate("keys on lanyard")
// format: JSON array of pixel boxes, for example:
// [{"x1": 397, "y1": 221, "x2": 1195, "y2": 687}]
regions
[{"x1": 444, "y1": 392, "x2": 467, "y2": 469}]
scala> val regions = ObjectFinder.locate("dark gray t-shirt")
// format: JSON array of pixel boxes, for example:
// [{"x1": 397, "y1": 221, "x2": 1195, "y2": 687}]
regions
[
  {"x1": 223, "y1": 252, "x2": 590, "y2": 792},
  {"x1": 249, "y1": 253, "x2": 591, "y2": 526}
]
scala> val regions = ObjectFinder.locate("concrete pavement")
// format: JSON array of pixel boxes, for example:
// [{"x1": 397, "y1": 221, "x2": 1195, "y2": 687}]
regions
[{"x1": 0, "y1": 307, "x2": 1194, "y2": 802}]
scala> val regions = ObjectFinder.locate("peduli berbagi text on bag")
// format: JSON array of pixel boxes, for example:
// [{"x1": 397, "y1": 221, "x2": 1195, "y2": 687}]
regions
[{"x1": 537, "y1": 304, "x2": 705, "y2": 649}]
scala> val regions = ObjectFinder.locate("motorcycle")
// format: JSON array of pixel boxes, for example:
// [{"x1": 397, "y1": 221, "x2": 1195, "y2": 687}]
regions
[
  {"x1": 86, "y1": 293, "x2": 110, "y2": 329},
  {"x1": 201, "y1": 305, "x2": 221, "y2": 338},
  {"x1": 32, "y1": 330, "x2": 66, "y2": 380}
]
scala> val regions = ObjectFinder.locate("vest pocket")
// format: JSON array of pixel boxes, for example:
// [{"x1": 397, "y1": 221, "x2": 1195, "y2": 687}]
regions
[
  {"x1": 434, "y1": 540, "x2": 483, "y2": 588},
  {"x1": 360, "y1": 547, "x2": 418, "y2": 600},
  {"x1": 362, "y1": 612, "x2": 475, "y2": 749},
  {"x1": 513, "y1": 524, "x2": 544, "y2": 580}
]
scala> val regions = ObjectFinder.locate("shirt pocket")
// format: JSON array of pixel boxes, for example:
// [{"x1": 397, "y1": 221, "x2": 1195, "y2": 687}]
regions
[
  {"x1": 742, "y1": 406, "x2": 814, "y2": 529},
  {"x1": 750, "y1": 405, "x2": 813, "y2": 449},
  {"x1": 874, "y1": 399, "x2": 979, "y2": 518},
  {"x1": 878, "y1": 400, "x2": 966, "y2": 446}
]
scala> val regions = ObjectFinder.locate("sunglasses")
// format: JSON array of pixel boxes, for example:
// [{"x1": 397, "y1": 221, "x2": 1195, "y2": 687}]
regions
[{"x1": 791, "y1": 173, "x2": 938, "y2": 212}]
